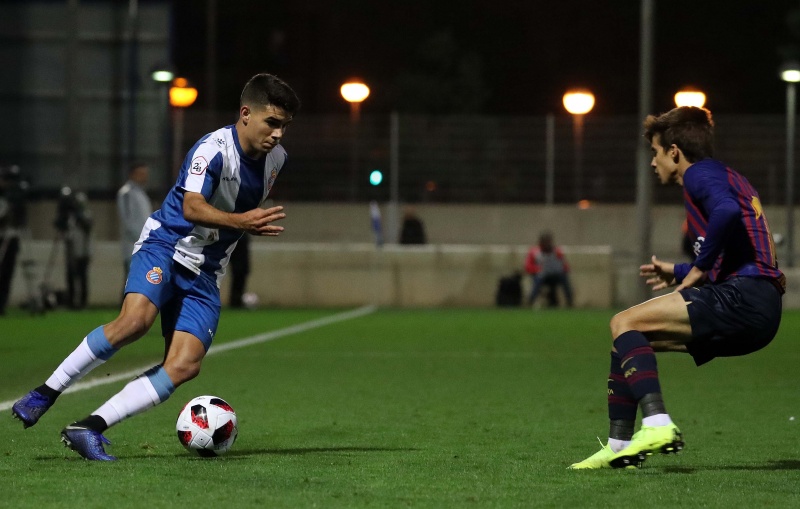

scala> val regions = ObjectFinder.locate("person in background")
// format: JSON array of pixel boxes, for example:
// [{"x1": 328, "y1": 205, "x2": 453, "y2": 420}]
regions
[
  {"x1": 399, "y1": 206, "x2": 427, "y2": 245},
  {"x1": 116, "y1": 163, "x2": 152, "y2": 284},
  {"x1": 0, "y1": 165, "x2": 28, "y2": 315},
  {"x1": 64, "y1": 191, "x2": 92, "y2": 309},
  {"x1": 524, "y1": 231, "x2": 573, "y2": 308},
  {"x1": 228, "y1": 232, "x2": 251, "y2": 308}
]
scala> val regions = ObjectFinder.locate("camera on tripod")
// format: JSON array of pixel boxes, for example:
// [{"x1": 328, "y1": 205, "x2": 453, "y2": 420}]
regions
[{"x1": 54, "y1": 186, "x2": 89, "y2": 233}]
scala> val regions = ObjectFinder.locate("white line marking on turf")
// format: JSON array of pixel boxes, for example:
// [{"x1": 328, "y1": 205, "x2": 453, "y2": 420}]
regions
[{"x1": 0, "y1": 305, "x2": 377, "y2": 412}]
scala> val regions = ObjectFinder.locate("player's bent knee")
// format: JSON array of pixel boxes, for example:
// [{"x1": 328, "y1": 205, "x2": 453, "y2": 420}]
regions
[
  {"x1": 164, "y1": 362, "x2": 201, "y2": 387},
  {"x1": 609, "y1": 310, "x2": 637, "y2": 339}
]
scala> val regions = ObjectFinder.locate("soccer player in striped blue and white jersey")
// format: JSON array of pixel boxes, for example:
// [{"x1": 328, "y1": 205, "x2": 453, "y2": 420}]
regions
[
  {"x1": 570, "y1": 106, "x2": 785, "y2": 470},
  {"x1": 12, "y1": 73, "x2": 300, "y2": 460}
]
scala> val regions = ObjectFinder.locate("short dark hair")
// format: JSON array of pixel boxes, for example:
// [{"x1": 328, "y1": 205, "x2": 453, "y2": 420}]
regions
[
  {"x1": 128, "y1": 162, "x2": 148, "y2": 174},
  {"x1": 240, "y1": 73, "x2": 301, "y2": 115},
  {"x1": 643, "y1": 106, "x2": 714, "y2": 163}
]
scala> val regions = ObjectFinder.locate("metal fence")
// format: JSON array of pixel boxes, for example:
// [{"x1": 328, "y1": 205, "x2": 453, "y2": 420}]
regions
[
  {"x1": 181, "y1": 111, "x2": 792, "y2": 206},
  {"x1": 6, "y1": 109, "x2": 793, "y2": 206}
]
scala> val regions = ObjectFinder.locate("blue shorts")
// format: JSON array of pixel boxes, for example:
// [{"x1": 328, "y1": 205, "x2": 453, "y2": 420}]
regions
[
  {"x1": 125, "y1": 247, "x2": 221, "y2": 351},
  {"x1": 679, "y1": 277, "x2": 783, "y2": 366}
]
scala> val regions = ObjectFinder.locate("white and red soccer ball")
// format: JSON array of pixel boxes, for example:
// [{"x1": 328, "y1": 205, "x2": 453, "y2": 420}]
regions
[{"x1": 176, "y1": 395, "x2": 238, "y2": 456}]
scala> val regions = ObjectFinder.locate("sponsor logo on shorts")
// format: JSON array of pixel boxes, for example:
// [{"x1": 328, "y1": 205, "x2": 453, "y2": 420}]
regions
[{"x1": 146, "y1": 267, "x2": 163, "y2": 284}]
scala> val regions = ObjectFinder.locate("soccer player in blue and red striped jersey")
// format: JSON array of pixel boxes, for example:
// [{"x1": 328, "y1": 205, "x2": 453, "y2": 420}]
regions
[{"x1": 570, "y1": 106, "x2": 785, "y2": 470}]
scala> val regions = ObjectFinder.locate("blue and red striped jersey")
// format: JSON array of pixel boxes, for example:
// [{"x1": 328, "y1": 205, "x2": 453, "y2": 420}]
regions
[{"x1": 674, "y1": 159, "x2": 783, "y2": 287}]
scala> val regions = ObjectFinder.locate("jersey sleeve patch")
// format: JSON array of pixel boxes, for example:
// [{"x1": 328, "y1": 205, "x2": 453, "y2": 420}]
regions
[{"x1": 189, "y1": 156, "x2": 208, "y2": 175}]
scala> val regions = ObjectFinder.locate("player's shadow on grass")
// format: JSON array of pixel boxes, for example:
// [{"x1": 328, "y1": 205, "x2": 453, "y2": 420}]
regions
[
  {"x1": 37, "y1": 446, "x2": 419, "y2": 461},
  {"x1": 660, "y1": 460, "x2": 800, "y2": 474},
  {"x1": 225, "y1": 446, "x2": 420, "y2": 458}
]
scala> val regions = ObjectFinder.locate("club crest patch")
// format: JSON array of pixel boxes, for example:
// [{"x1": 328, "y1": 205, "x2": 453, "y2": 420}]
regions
[
  {"x1": 267, "y1": 167, "x2": 278, "y2": 192},
  {"x1": 189, "y1": 156, "x2": 208, "y2": 175},
  {"x1": 146, "y1": 267, "x2": 163, "y2": 284}
]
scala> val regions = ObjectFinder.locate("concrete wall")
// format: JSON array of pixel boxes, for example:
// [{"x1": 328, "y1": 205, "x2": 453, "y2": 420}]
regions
[
  {"x1": 7, "y1": 241, "x2": 613, "y2": 309},
  {"x1": 9, "y1": 200, "x2": 799, "y2": 309}
]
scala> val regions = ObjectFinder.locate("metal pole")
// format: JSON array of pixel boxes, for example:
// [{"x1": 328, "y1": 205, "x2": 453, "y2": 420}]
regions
[
  {"x1": 172, "y1": 107, "x2": 184, "y2": 182},
  {"x1": 786, "y1": 81, "x2": 796, "y2": 267},
  {"x1": 388, "y1": 111, "x2": 400, "y2": 244},
  {"x1": 545, "y1": 113, "x2": 555, "y2": 205},
  {"x1": 349, "y1": 102, "x2": 361, "y2": 201},
  {"x1": 65, "y1": 0, "x2": 80, "y2": 180},
  {"x1": 206, "y1": 0, "x2": 217, "y2": 112},
  {"x1": 635, "y1": 0, "x2": 655, "y2": 302},
  {"x1": 127, "y1": 0, "x2": 139, "y2": 166},
  {"x1": 573, "y1": 114, "x2": 584, "y2": 202}
]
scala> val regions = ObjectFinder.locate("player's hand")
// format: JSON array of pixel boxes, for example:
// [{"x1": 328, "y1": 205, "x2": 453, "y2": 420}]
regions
[
  {"x1": 673, "y1": 266, "x2": 707, "y2": 293},
  {"x1": 238, "y1": 205, "x2": 286, "y2": 236},
  {"x1": 639, "y1": 255, "x2": 676, "y2": 291}
]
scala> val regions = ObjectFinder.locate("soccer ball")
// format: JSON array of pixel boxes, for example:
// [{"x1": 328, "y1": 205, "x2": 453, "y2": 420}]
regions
[{"x1": 176, "y1": 395, "x2": 238, "y2": 457}]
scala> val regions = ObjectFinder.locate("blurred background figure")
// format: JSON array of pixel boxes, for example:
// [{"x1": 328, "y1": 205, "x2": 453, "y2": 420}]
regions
[
  {"x1": 0, "y1": 165, "x2": 28, "y2": 315},
  {"x1": 228, "y1": 234, "x2": 251, "y2": 308},
  {"x1": 55, "y1": 187, "x2": 93, "y2": 309},
  {"x1": 399, "y1": 206, "x2": 427, "y2": 245},
  {"x1": 116, "y1": 163, "x2": 152, "y2": 286},
  {"x1": 525, "y1": 231, "x2": 573, "y2": 308}
]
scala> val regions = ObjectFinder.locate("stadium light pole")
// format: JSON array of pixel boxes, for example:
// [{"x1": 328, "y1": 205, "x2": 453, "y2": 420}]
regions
[
  {"x1": 341, "y1": 80, "x2": 370, "y2": 202},
  {"x1": 563, "y1": 90, "x2": 595, "y2": 202},
  {"x1": 169, "y1": 78, "x2": 198, "y2": 181},
  {"x1": 674, "y1": 88, "x2": 706, "y2": 108},
  {"x1": 151, "y1": 65, "x2": 175, "y2": 192},
  {"x1": 781, "y1": 61, "x2": 800, "y2": 267}
]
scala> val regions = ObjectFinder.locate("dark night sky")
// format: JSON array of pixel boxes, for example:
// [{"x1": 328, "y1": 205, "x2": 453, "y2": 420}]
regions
[{"x1": 173, "y1": 0, "x2": 800, "y2": 116}]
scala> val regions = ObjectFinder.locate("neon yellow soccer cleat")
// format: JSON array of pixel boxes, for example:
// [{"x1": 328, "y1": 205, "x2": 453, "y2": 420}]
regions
[
  {"x1": 568, "y1": 440, "x2": 642, "y2": 470},
  {"x1": 608, "y1": 423, "x2": 684, "y2": 469}
]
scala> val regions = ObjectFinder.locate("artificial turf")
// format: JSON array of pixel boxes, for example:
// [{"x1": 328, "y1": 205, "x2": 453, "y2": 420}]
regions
[{"x1": 2, "y1": 307, "x2": 799, "y2": 508}]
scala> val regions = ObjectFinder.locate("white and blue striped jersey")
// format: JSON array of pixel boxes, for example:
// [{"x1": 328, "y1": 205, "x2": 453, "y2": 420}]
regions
[{"x1": 133, "y1": 124, "x2": 286, "y2": 286}]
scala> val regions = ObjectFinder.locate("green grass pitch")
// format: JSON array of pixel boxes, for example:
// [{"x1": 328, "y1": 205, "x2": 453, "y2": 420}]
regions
[{"x1": 2, "y1": 307, "x2": 800, "y2": 508}]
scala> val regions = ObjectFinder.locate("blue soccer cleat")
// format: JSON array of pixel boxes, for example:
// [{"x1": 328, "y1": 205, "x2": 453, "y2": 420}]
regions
[
  {"x1": 60, "y1": 425, "x2": 117, "y2": 461},
  {"x1": 11, "y1": 390, "x2": 55, "y2": 428}
]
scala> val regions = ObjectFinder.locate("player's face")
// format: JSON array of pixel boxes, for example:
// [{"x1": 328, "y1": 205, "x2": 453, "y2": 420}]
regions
[
  {"x1": 650, "y1": 135, "x2": 681, "y2": 185},
  {"x1": 240, "y1": 104, "x2": 293, "y2": 157}
]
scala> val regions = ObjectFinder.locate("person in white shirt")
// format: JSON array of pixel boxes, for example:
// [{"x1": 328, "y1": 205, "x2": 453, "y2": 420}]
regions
[{"x1": 116, "y1": 163, "x2": 152, "y2": 283}]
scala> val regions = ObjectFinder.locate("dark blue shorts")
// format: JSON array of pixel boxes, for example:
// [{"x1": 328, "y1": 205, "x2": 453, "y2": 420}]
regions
[
  {"x1": 125, "y1": 247, "x2": 221, "y2": 351},
  {"x1": 678, "y1": 277, "x2": 783, "y2": 366}
]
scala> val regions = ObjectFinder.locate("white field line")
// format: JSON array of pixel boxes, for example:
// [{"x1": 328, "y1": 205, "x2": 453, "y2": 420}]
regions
[{"x1": 0, "y1": 305, "x2": 377, "y2": 412}]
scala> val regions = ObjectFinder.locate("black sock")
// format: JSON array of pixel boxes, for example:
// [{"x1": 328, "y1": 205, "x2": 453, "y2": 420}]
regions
[
  {"x1": 35, "y1": 384, "x2": 62, "y2": 402},
  {"x1": 639, "y1": 392, "x2": 667, "y2": 418},
  {"x1": 72, "y1": 415, "x2": 109, "y2": 433}
]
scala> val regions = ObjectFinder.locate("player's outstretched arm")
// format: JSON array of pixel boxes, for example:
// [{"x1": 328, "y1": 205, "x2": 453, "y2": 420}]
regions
[
  {"x1": 183, "y1": 192, "x2": 286, "y2": 236},
  {"x1": 639, "y1": 255, "x2": 676, "y2": 291}
]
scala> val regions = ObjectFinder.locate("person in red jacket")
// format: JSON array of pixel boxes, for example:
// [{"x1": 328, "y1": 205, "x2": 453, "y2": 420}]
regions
[{"x1": 524, "y1": 231, "x2": 573, "y2": 307}]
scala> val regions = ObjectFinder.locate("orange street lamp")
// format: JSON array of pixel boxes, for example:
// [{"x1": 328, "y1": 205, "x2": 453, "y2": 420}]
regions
[
  {"x1": 169, "y1": 77, "x2": 198, "y2": 108},
  {"x1": 563, "y1": 89, "x2": 595, "y2": 202},
  {"x1": 170, "y1": 78, "x2": 198, "y2": 179},
  {"x1": 341, "y1": 80, "x2": 370, "y2": 201},
  {"x1": 674, "y1": 89, "x2": 706, "y2": 108}
]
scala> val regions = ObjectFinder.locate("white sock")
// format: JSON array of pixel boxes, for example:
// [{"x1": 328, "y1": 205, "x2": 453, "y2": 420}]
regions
[
  {"x1": 45, "y1": 338, "x2": 106, "y2": 392},
  {"x1": 93, "y1": 375, "x2": 164, "y2": 428},
  {"x1": 608, "y1": 438, "x2": 630, "y2": 453},
  {"x1": 642, "y1": 413, "x2": 673, "y2": 427}
]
